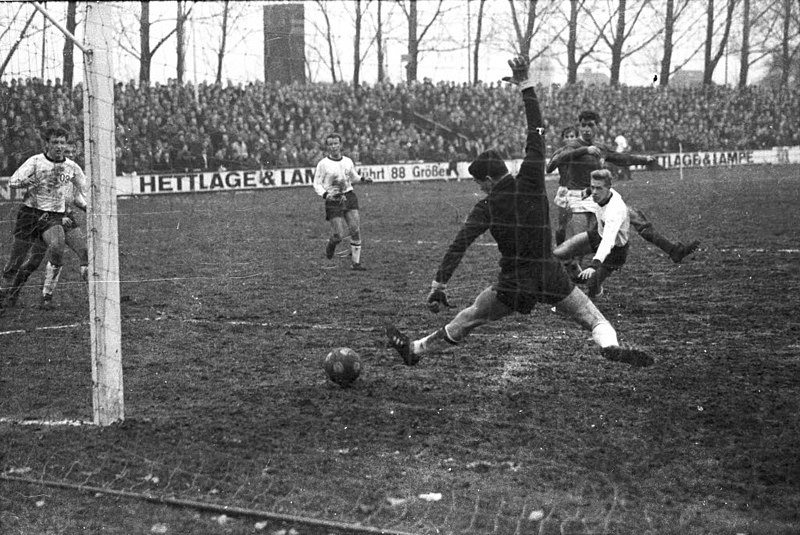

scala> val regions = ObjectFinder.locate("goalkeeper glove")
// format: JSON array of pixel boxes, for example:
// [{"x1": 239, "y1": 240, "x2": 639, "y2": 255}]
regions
[
  {"x1": 502, "y1": 56, "x2": 535, "y2": 90},
  {"x1": 426, "y1": 281, "x2": 454, "y2": 313}
]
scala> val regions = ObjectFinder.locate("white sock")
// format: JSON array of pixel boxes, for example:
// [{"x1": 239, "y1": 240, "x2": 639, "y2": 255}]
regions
[
  {"x1": 351, "y1": 241, "x2": 362, "y2": 264},
  {"x1": 43, "y1": 262, "x2": 62, "y2": 297},
  {"x1": 592, "y1": 320, "x2": 619, "y2": 348},
  {"x1": 412, "y1": 326, "x2": 457, "y2": 355}
]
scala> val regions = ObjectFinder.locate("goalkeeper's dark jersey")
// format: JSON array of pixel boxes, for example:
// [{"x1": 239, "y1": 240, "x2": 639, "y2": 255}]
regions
[{"x1": 435, "y1": 87, "x2": 552, "y2": 284}]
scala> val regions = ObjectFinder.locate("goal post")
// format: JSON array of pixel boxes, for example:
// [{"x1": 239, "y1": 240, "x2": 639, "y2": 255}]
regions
[
  {"x1": 32, "y1": 0, "x2": 124, "y2": 425},
  {"x1": 83, "y1": 1, "x2": 123, "y2": 425}
]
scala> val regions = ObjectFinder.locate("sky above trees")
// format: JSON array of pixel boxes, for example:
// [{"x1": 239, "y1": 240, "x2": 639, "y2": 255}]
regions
[{"x1": 2, "y1": 0, "x2": 795, "y2": 88}]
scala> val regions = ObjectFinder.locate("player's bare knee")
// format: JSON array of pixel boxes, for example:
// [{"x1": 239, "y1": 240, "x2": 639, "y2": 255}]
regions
[
  {"x1": 552, "y1": 244, "x2": 568, "y2": 260},
  {"x1": 49, "y1": 253, "x2": 64, "y2": 267}
]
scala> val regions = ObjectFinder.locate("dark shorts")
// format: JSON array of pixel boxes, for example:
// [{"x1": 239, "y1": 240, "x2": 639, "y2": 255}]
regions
[
  {"x1": 13, "y1": 205, "x2": 64, "y2": 243},
  {"x1": 492, "y1": 258, "x2": 575, "y2": 314},
  {"x1": 588, "y1": 228, "x2": 629, "y2": 270},
  {"x1": 324, "y1": 190, "x2": 359, "y2": 221}
]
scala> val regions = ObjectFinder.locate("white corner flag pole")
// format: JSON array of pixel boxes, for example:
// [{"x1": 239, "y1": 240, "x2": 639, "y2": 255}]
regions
[
  {"x1": 83, "y1": 1, "x2": 124, "y2": 425},
  {"x1": 678, "y1": 142, "x2": 684, "y2": 181}
]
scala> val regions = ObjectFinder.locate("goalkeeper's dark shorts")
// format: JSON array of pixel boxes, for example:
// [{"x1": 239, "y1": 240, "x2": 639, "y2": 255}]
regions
[
  {"x1": 324, "y1": 190, "x2": 359, "y2": 220},
  {"x1": 492, "y1": 258, "x2": 575, "y2": 314},
  {"x1": 13, "y1": 205, "x2": 65, "y2": 242}
]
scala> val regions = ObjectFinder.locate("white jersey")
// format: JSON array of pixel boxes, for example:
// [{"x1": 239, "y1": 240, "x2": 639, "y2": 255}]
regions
[
  {"x1": 313, "y1": 155, "x2": 361, "y2": 198},
  {"x1": 593, "y1": 188, "x2": 630, "y2": 264},
  {"x1": 9, "y1": 154, "x2": 87, "y2": 213}
]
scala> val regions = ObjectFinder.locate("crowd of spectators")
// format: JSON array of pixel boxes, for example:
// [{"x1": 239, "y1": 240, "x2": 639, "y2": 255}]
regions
[{"x1": 1, "y1": 75, "x2": 798, "y2": 176}]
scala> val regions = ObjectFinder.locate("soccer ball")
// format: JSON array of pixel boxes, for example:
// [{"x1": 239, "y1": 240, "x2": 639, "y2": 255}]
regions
[{"x1": 323, "y1": 347, "x2": 362, "y2": 387}]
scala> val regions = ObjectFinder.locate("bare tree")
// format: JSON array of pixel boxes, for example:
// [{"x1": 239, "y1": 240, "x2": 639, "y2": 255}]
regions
[
  {"x1": 703, "y1": 0, "x2": 738, "y2": 85},
  {"x1": 472, "y1": 0, "x2": 487, "y2": 85},
  {"x1": 737, "y1": 0, "x2": 751, "y2": 87},
  {"x1": 397, "y1": 0, "x2": 447, "y2": 83},
  {"x1": 736, "y1": 0, "x2": 784, "y2": 87},
  {"x1": 506, "y1": 0, "x2": 562, "y2": 62},
  {"x1": 376, "y1": 0, "x2": 385, "y2": 82},
  {"x1": 139, "y1": 1, "x2": 151, "y2": 84},
  {"x1": 110, "y1": 1, "x2": 194, "y2": 86},
  {"x1": 558, "y1": 0, "x2": 607, "y2": 84},
  {"x1": 656, "y1": 0, "x2": 697, "y2": 86},
  {"x1": 216, "y1": 0, "x2": 230, "y2": 85},
  {"x1": 352, "y1": 0, "x2": 363, "y2": 85},
  {"x1": 132, "y1": 2, "x2": 179, "y2": 85},
  {"x1": 0, "y1": 6, "x2": 36, "y2": 79},
  {"x1": 61, "y1": 1, "x2": 77, "y2": 88},
  {"x1": 311, "y1": 0, "x2": 339, "y2": 82},
  {"x1": 584, "y1": 0, "x2": 664, "y2": 86},
  {"x1": 182, "y1": 1, "x2": 260, "y2": 85},
  {"x1": 766, "y1": 0, "x2": 800, "y2": 85},
  {"x1": 778, "y1": 0, "x2": 799, "y2": 84},
  {"x1": 175, "y1": 1, "x2": 195, "y2": 84}
]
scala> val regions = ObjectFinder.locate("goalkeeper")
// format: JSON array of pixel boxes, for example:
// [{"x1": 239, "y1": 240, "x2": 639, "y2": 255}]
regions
[{"x1": 386, "y1": 56, "x2": 653, "y2": 369}]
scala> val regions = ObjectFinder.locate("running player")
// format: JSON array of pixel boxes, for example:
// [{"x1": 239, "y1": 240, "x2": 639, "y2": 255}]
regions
[
  {"x1": 0, "y1": 126, "x2": 87, "y2": 308},
  {"x1": 313, "y1": 133, "x2": 366, "y2": 271}
]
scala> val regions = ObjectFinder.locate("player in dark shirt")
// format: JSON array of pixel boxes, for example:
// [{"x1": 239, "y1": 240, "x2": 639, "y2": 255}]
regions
[
  {"x1": 549, "y1": 114, "x2": 700, "y2": 264},
  {"x1": 385, "y1": 56, "x2": 652, "y2": 369}
]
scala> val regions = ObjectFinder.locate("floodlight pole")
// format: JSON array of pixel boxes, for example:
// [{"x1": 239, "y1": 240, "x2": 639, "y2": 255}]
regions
[{"x1": 83, "y1": 1, "x2": 124, "y2": 425}]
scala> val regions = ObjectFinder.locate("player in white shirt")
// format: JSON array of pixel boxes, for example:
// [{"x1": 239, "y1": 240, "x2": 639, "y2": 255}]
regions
[
  {"x1": 23, "y1": 182, "x2": 89, "y2": 309},
  {"x1": 553, "y1": 169, "x2": 630, "y2": 299},
  {"x1": 0, "y1": 126, "x2": 87, "y2": 308},
  {"x1": 313, "y1": 133, "x2": 366, "y2": 271}
]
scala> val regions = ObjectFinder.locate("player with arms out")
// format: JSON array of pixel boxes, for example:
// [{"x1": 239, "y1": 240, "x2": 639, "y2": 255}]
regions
[
  {"x1": 548, "y1": 112, "x2": 699, "y2": 264},
  {"x1": 385, "y1": 56, "x2": 653, "y2": 369},
  {"x1": 0, "y1": 126, "x2": 87, "y2": 309},
  {"x1": 550, "y1": 126, "x2": 586, "y2": 249},
  {"x1": 313, "y1": 133, "x2": 367, "y2": 271},
  {"x1": 553, "y1": 169, "x2": 629, "y2": 299}
]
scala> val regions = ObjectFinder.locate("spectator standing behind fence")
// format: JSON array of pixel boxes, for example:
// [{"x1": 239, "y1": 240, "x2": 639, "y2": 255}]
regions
[
  {"x1": 313, "y1": 133, "x2": 367, "y2": 271},
  {"x1": 611, "y1": 131, "x2": 632, "y2": 181},
  {"x1": 0, "y1": 126, "x2": 87, "y2": 310}
]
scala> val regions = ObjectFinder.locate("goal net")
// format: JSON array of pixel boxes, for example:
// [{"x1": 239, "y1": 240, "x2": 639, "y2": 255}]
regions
[{"x1": 1, "y1": 1, "x2": 121, "y2": 426}]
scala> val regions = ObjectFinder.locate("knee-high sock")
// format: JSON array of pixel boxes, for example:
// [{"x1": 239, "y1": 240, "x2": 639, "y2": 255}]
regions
[
  {"x1": 555, "y1": 287, "x2": 619, "y2": 348},
  {"x1": 411, "y1": 326, "x2": 457, "y2": 355},
  {"x1": 637, "y1": 225, "x2": 678, "y2": 255},
  {"x1": 43, "y1": 262, "x2": 63, "y2": 297},
  {"x1": 350, "y1": 240, "x2": 362, "y2": 263}
]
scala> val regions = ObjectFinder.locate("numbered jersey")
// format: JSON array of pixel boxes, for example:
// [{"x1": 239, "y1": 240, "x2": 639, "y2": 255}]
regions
[{"x1": 10, "y1": 154, "x2": 87, "y2": 213}]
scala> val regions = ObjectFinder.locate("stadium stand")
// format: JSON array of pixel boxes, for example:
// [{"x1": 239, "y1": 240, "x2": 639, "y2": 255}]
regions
[{"x1": 1, "y1": 76, "x2": 799, "y2": 175}]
